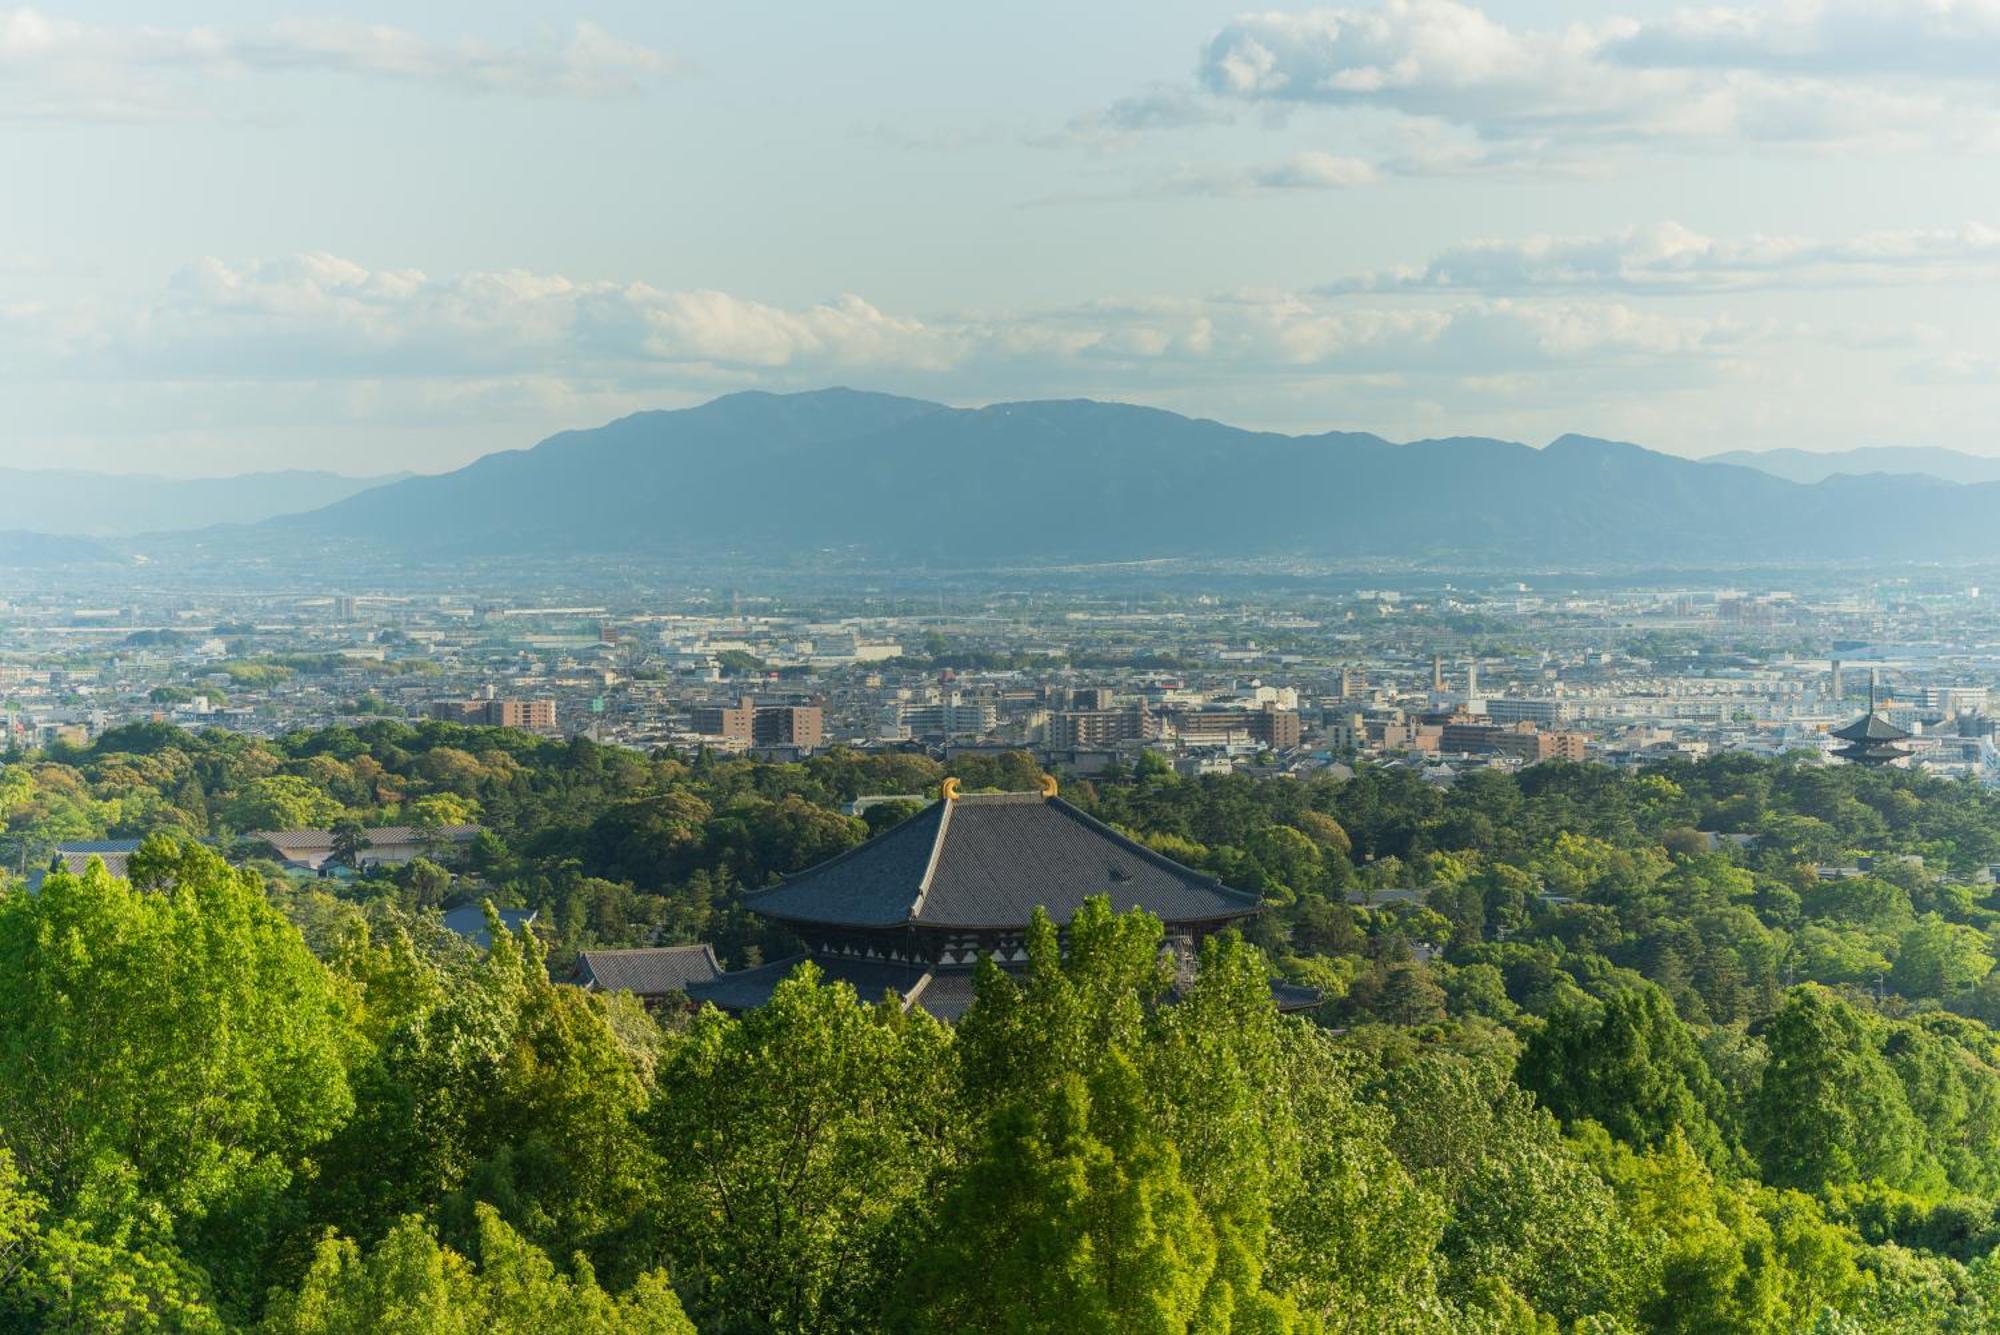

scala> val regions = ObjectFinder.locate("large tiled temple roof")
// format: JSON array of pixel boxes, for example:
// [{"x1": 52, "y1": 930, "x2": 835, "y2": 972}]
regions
[{"x1": 740, "y1": 791, "x2": 1261, "y2": 931}]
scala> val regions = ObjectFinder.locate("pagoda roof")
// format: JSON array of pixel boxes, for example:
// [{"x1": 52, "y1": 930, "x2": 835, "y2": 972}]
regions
[
  {"x1": 1832, "y1": 711, "x2": 1910, "y2": 743},
  {"x1": 742, "y1": 791, "x2": 1261, "y2": 931},
  {"x1": 1836, "y1": 741, "x2": 1910, "y2": 764}
]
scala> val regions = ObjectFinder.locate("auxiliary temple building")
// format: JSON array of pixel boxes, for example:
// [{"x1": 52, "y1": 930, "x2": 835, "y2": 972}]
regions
[{"x1": 664, "y1": 778, "x2": 1318, "y2": 1021}]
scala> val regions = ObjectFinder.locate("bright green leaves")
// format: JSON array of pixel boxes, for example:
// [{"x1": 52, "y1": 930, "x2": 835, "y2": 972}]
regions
[
  {"x1": 259, "y1": 1206, "x2": 692, "y2": 1335},
  {"x1": 0, "y1": 838, "x2": 352, "y2": 1314},
  {"x1": 645, "y1": 966, "x2": 954, "y2": 1332}
]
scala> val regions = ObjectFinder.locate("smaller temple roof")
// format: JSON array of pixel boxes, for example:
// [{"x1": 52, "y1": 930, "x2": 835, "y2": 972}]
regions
[
  {"x1": 575, "y1": 944, "x2": 723, "y2": 998},
  {"x1": 1831, "y1": 712, "x2": 1910, "y2": 743},
  {"x1": 741, "y1": 790, "x2": 1261, "y2": 931},
  {"x1": 1836, "y1": 741, "x2": 1911, "y2": 763}
]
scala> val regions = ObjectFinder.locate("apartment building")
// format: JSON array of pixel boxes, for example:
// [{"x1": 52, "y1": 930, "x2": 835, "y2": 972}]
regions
[
  {"x1": 429, "y1": 697, "x2": 558, "y2": 730},
  {"x1": 1165, "y1": 703, "x2": 1303, "y2": 749},
  {"x1": 1046, "y1": 706, "x2": 1151, "y2": 749},
  {"x1": 691, "y1": 696, "x2": 824, "y2": 749}
]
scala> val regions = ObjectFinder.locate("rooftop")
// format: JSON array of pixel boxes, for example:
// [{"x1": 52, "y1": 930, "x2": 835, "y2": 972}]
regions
[
  {"x1": 575, "y1": 944, "x2": 724, "y2": 997},
  {"x1": 442, "y1": 904, "x2": 538, "y2": 951},
  {"x1": 1831, "y1": 712, "x2": 1911, "y2": 743},
  {"x1": 742, "y1": 787, "x2": 1260, "y2": 931},
  {"x1": 685, "y1": 953, "x2": 1318, "y2": 1022},
  {"x1": 253, "y1": 823, "x2": 483, "y2": 851}
]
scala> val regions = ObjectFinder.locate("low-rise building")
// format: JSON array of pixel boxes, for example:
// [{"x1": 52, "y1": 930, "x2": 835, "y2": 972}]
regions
[{"x1": 253, "y1": 823, "x2": 483, "y2": 873}]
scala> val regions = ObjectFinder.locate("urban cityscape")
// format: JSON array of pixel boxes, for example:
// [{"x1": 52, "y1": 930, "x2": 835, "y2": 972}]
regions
[{"x1": 9, "y1": 574, "x2": 2000, "y2": 782}]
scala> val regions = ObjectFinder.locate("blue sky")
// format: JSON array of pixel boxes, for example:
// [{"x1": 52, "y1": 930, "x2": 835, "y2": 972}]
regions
[{"x1": 8, "y1": 0, "x2": 2000, "y2": 474}]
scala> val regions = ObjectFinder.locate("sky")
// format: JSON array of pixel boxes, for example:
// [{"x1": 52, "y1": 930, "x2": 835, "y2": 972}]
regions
[{"x1": 9, "y1": 0, "x2": 2000, "y2": 475}]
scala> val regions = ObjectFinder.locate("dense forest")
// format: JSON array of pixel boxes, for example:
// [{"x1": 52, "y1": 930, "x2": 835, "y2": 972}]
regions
[{"x1": 11, "y1": 721, "x2": 2000, "y2": 1328}]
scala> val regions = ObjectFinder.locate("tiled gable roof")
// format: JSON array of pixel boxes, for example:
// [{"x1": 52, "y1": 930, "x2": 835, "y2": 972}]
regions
[
  {"x1": 576, "y1": 944, "x2": 724, "y2": 997},
  {"x1": 253, "y1": 824, "x2": 482, "y2": 852}
]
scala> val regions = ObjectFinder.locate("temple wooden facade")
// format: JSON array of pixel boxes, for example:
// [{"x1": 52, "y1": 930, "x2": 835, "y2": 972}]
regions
[{"x1": 687, "y1": 779, "x2": 1318, "y2": 1020}]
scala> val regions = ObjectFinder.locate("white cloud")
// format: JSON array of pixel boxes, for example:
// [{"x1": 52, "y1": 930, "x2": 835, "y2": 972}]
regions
[
  {"x1": 0, "y1": 9, "x2": 672, "y2": 120},
  {"x1": 1324, "y1": 221, "x2": 2000, "y2": 293},
  {"x1": 1195, "y1": 0, "x2": 2000, "y2": 154},
  {"x1": 41, "y1": 255, "x2": 971, "y2": 382},
  {"x1": 1246, "y1": 149, "x2": 1381, "y2": 188},
  {"x1": 1039, "y1": 86, "x2": 1238, "y2": 150},
  {"x1": 1157, "y1": 149, "x2": 1382, "y2": 196},
  {"x1": 4, "y1": 252, "x2": 1767, "y2": 396},
  {"x1": 20, "y1": 252, "x2": 1978, "y2": 471},
  {"x1": 1607, "y1": 0, "x2": 2000, "y2": 80}
]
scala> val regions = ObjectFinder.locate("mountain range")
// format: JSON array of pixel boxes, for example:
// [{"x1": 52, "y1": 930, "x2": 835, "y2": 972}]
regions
[
  {"x1": 0, "y1": 467, "x2": 407, "y2": 537},
  {"x1": 10, "y1": 391, "x2": 1997, "y2": 570},
  {"x1": 1705, "y1": 445, "x2": 2000, "y2": 486},
  {"x1": 265, "y1": 388, "x2": 1997, "y2": 568}
]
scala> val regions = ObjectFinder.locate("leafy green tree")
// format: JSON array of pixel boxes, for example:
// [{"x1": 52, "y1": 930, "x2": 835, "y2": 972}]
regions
[
  {"x1": 406, "y1": 861, "x2": 459, "y2": 917},
  {"x1": 226, "y1": 776, "x2": 344, "y2": 833},
  {"x1": 647, "y1": 966, "x2": 954, "y2": 1332},
  {"x1": 1263, "y1": 1028, "x2": 1450, "y2": 1331},
  {"x1": 1517, "y1": 986, "x2": 1733, "y2": 1167},
  {"x1": 1373, "y1": 961, "x2": 1449, "y2": 1027},
  {"x1": 1890, "y1": 915, "x2": 1994, "y2": 1002},
  {"x1": 407, "y1": 792, "x2": 480, "y2": 836},
  {"x1": 0, "y1": 836, "x2": 354, "y2": 1311},
  {"x1": 313, "y1": 912, "x2": 655, "y2": 1282},
  {"x1": 260, "y1": 1205, "x2": 693, "y2": 1335},
  {"x1": 327, "y1": 819, "x2": 372, "y2": 872},
  {"x1": 581, "y1": 792, "x2": 712, "y2": 889},
  {"x1": 860, "y1": 798, "x2": 926, "y2": 835},
  {"x1": 1378, "y1": 1056, "x2": 1637, "y2": 1326},
  {"x1": 1879, "y1": 1017, "x2": 2000, "y2": 1198},
  {"x1": 1290, "y1": 810, "x2": 1351, "y2": 861},
  {"x1": 1246, "y1": 824, "x2": 1324, "y2": 903},
  {"x1": 900, "y1": 1052, "x2": 1245, "y2": 1334},
  {"x1": 948, "y1": 902, "x2": 1334, "y2": 1328},
  {"x1": 954, "y1": 901, "x2": 1167, "y2": 1106},
  {"x1": 1579, "y1": 1126, "x2": 1868, "y2": 1333},
  {"x1": 10, "y1": 1188, "x2": 226, "y2": 1333},
  {"x1": 1749, "y1": 985, "x2": 1938, "y2": 1196}
]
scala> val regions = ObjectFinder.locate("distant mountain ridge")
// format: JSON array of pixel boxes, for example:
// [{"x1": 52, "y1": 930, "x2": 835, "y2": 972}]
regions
[
  {"x1": 0, "y1": 467, "x2": 408, "y2": 537},
  {"x1": 271, "y1": 389, "x2": 2000, "y2": 567},
  {"x1": 1706, "y1": 445, "x2": 2000, "y2": 486},
  {"x1": 0, "y1": 530, "x2": 119, "y2": 566}
]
